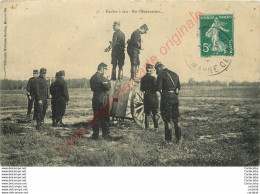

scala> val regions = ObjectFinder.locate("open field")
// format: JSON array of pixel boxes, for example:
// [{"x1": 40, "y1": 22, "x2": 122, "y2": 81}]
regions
[{"x1": 0, "y1": 86, "x2": 259, "y2": 166}]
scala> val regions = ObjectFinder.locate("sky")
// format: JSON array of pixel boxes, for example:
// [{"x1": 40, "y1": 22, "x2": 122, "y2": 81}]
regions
[{"x1": 0, "y1": 0, "x2": 259, "y2": 82}]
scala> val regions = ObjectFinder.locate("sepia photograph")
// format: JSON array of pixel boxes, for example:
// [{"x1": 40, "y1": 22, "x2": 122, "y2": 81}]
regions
[{"x1": 0, "y1": 0, "x2": 259, "y2": 167}]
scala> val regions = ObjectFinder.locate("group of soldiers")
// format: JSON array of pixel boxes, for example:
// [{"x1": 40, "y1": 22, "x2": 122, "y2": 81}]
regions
[
  {"x1": 26, "y1": 21, "x2": 181, "y2": 144},
  {"x1": 105, "y1": 21, "x2": 148, "y2": 80},
  {"x1": 26, "y1": 69, "x2": 69, "y2": 129},
  {"x1": 98, "y1": 21, "x2": 181, "y2": 144},
  {"x1": 89, "y1": 61, "x2": 181, "y2": 144}
]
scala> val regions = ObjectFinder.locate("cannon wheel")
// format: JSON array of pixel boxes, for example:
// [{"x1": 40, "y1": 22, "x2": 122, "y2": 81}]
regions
[{"x1": 130, "y1": 88, "x2": 145, "y2": 129}]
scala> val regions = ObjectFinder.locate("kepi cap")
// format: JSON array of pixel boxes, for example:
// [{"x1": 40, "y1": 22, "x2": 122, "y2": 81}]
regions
[
  {"x1": 33, "y1": 70, "x2": 38, "y2": 74},
  {"x1": 98, "y1": 62, "x2": 108, "y2": 70},
  {"x1": 146, "y1": 63, "x2": 153, "y2": 69},
  {"x1": 40, "y1": 68, "x2": 47, "y2": 74},
  {"x1": 140, "y1": 24, "x2": 148, "y2": 31},
  {"x1": 146, "y1": 63, "x2": 154, "y2": 72},
  {"x1": 55, "y1": 72, "x2": 60, "y2": 78},
  {"x1": 154, "y1": 62, "x2": 164, "y2": 69},
  {"x1": 113, "y1": 21, "x2": 120, "y2": 26},
  {"x1": 59, "y1": 70, "x2": 65, "y2": 76}
]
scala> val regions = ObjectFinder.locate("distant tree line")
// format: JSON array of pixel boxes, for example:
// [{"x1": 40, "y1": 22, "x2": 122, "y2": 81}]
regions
[
  {"x1": 183, "y1": 78, "x2": 260, "y2": 87},
  {"x1": 66, "y1": 78, "x2": 90, "y2": 88},
  {"x1": 0, "y1": 78, "x2": 90, "y2": 90},
  {"x1": 0, "y1": 78, "x2": 259, "y2": 90},
  {"x1": 0, "y1": 80, "x2": 28, "y2": 90}
]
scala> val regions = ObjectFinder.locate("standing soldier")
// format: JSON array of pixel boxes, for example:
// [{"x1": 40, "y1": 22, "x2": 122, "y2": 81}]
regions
[
  {"x1": 155, "y1": 62, "x2": 181, "y2": 144},
  {"x1": 140, "y1": 64, "x2": 159, "y2": 130},
  {"x1": 34, "y1": 68, "x2": 49, "y2": 130},
  {"x1": 50, "y1": 72, "x2": 60, "y2": 127},
  {"x1": 127, "y1": 24, "x2": 148, "y2": 80},
  {"x1": 26, "y1": 70, "x2": 38, "y2": 121},
  {"x1": 90, "y1": 62, "x2": 112, "y2": 140},
  {"x1": 105, "y1": 21, "x2": 125, "y2": 80},
  {"x1": 55, "y1": 70, "x2": 69, "y2": 126}
]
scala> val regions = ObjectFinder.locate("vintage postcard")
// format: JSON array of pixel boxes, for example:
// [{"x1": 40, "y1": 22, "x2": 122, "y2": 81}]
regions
[{"x1": 0, "y1": 0, "x2": 259, "y2": 169}]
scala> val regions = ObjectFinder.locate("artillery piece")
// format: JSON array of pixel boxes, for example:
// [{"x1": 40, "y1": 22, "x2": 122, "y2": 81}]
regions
[{"x1": 108, "y1": 79, "x2": 162, "y2": 129}]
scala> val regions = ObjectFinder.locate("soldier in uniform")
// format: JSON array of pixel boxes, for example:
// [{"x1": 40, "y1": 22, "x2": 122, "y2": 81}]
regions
[
  {"x1": 55, "y1": 70, "x2": 69, "y2": 126},
  {"x1": 140, "y1": 64, "x2": 159, "y2": 130},
  {"x1": 105, "y1": 21, "x2": 125, "y2": 80},
  {"x1": 34, "y1": 68, "x2": 49, "y2": 130},
  {"x1": 90, "y1": 62, "x2": 112, "y2": 140},
  {"x1": 155, "y1": 62, "x2": 181, "y2": 143},
  {"x1": 127, "y1": 24, "x2": 148, "y2": 80},
  {"x1": 26, "y1": 70, "x2": 38, "y2": 121},
  {"x1": 50, "y1": 72, "x2": 60, "y2": 127}
]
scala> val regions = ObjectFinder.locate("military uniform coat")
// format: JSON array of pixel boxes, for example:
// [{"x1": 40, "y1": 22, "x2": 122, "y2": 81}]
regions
[
  {"x1": 50, "y1": 78, "x2": 69, "y2": 122},
  {"x1": 90, "y1": 71, "x2": 111, "y2": 138},
  {"x1": 140, "y1": 73, "x2": 159, "y2": 115},
  {"x1": 156, "y1": 68, "x2": 181, "y2": 123},
  {"x1": 34, "y1": 76, "x2": 49, "y2": 123},
  {"x1": 26, "y1": 77, "x2": 36, "y2": 116}
]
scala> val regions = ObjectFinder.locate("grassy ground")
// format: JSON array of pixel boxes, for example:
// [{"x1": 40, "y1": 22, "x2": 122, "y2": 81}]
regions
[{"x1": 0, "y1": 86, "x2": 259, "y2": 166}]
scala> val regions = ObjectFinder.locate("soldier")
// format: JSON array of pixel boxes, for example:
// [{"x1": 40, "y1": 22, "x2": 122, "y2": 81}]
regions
[
  {"x1": 140, "y1": 64, "x2": 159, "y2": 130},
  {"x1": 90, "y1": 62, "x2": 112, "y2": 140},
  {"x1": 26, "y1": 70, "x2": 38, "y2": 121},
  {"x1": 34, "y1": 68, "x2": 49, "y2": 130},
  {"x1": 55, "y1": 70, "x2": 69, "y2": 126},
  {"x1": 155, "y1": 62, "x2": 181, "y2": 144},
  {"x1": 127, "y1": 24, "x2": 148, "y2": 80},
  {"x1": 105, "y1": 21, "x2": 125, "y2": 80},
  {"x1": 50, "y1": 72, "x2": 60, "y2": 127}
]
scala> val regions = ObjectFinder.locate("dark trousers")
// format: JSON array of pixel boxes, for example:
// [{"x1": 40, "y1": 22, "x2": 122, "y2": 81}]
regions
[
  {"x1": 164, "y1": 121, "x2": 181, "y2": 142},
  {"x1": 92, "y1": 102, "x2": 110, "y2": 139},
  {"x1": 144, "y1": 93, "x2": 159, "y2": 129},
  {"x1": 127, "y1": 47, "x2": 140, "y2": 79},
  {"x1": 56, "y1": 97, "x2": 66, "y2": 123},
  {"x1": 51, "y1": 99, "x2": 57, "y2": 123},
  {"x1": 35, "y1": 99, "x2": 48, "y2": 126},
  {"x1": 111, "y1": 64, "x2": 123, "y2": 80},
  {"x1": 160, "y1": 96, "x2": 181, "y2": 141},
  {"x1": 27, "y1": 97, "x2": 35, "y2": 116},
  {"x1": 111, "y1": 47, "x2": 125, "y2": 80},
  {"x1": 145, "y1": 114, "x2": 159, "y2": 129}
]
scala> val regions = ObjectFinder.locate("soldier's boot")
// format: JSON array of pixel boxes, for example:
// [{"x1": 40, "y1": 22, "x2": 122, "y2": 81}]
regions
[
  {"x1": 131, "y1": 65, "x2": 136, "y2": 80},
  {"x1": 102, "y1": 120, "x2": 113, "y2": 140},
  {"x1": 25, "y1": 114, "x2": 31, "y2": 122},
  {"x1": 111, "y1": 63, "x2": 117, "y2": 80},
  {"x1": 92, "y1": 122, "x2": 100, "y2": 140},
  {"x1": 133, "y1": 65, "x2": 140, "y2": 82},
  {"x1": 136, "y1": 65, "x2": 140, "y2": 74},
  {"x1": 52, "y1": 119, "x2": 57, "y2": 127},
  {"x1": 118, "y1": 67, "x2": 123, "y2": 80},
  {"x1": 164, "y1": 122, "x2": 172, "y2": 142},
  {"x1": 145, "y1": 115, "x2": 149, "y2": 130},
  {"x1": 152, "y1": 114, "x2": 159, "y2": 130},
  {"x1": 173, "y1": 120, "x2": 181, "y2": 143},
  {"x1": 55, "y1": 117, "x2": 62, "y2": 126},
  {"x1": 33, "y1": 110, "x2": 36, "y2": 120},
  {"x1": 36, "y1": 121, "x2": 43, "y2": 130}
]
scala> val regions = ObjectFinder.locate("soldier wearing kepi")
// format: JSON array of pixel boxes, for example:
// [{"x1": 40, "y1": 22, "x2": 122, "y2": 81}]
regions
[
  {"x1": 34, "y1": 68, "x2": 49, "y2": 130},
  {"x1": 55, "y1": 70, "x2": 69, "y2": 126},
  {"x1": 50, "y1": 72, "x2": 60, "y2": 127},
  {"x1": 90, "y1": 62, "x2": 112, "y2": 140},
  {"x1": 140, "y1": 64, "x2": 159, "y2": 130},
  {"x1": 155, "y1": 62, "x2": 181, "y2": 144},
  {"x1": 127, "y1": 24, "x2": 148, "y2": 80},
  {"x1": 26, "y1": 70, "x2": 38, "y2": 121},
  {"x1": 105, "y1": 21, "x2": 125, "y2": 80}
]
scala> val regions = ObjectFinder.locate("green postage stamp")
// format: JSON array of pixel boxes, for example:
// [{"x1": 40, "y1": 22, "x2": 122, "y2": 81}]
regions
[{"x1": 199, "y1": 14, "x2": 234, "y2": 57}]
